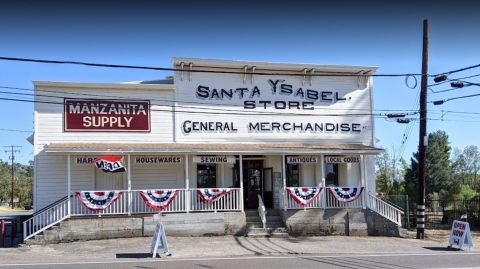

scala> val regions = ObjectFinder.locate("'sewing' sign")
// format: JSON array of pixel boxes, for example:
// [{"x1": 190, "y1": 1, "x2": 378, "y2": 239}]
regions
[{"x1": 64, "y1": 99, "x2": 150, "y2": 132}]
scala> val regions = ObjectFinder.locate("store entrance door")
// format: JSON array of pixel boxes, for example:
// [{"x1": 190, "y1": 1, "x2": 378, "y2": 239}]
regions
[{"x1": 243, "y1": 160, "x2": 263, "y2": 209}]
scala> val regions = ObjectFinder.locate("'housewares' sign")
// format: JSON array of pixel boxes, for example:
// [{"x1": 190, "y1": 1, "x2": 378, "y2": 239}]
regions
[
  {"x1": 324, "y1": 156, "x2": 360, "y2": 163},
  {"x1": 135, "y1": 156, "x2": 182, "y2": 164},
  {"x1": 64, "y1": 99, "x2": 150, "y2": 132},
  {"x1": 193, "y1": 156, "x2": 235, "y2": 164}
]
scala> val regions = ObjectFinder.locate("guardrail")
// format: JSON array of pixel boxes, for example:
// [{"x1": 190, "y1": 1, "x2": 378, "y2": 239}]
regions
[
  {"x1": 23, "y1": 197, "x2": 70, "y2": 240},
  {"x1": 257, "y1": 194, "x2": 267, "y2": 228},
  {"x1": 367, "y1": 192, "x2": 403, "y2": 226}
]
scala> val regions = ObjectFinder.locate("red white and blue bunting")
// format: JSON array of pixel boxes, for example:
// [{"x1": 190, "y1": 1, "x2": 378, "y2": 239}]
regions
[
  {"x1": 75, "y1": 191, "x2": 124, "y2": 211},
  {"x1": 197, "y1": 188, "x2": 233, "y2": 203},
  {"x1": 94, "y1": 156, "x2": 126, "y2": 173},
  {"x1": 139, "y1": 189, "x2": 179, "y2": 210},
  {"x1": 286, "y1": 186, "x2": 322, "y2": 206},
  {"x1": 329, "y1": 187, "x2": 364, "y2": 202}
]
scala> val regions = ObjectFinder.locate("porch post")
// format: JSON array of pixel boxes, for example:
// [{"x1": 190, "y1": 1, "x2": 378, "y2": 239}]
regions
[
  {"x1": 185, "y1": 154, "x2": 190, "y2": 213},
  {"x1": 282, "y1": 154, "x2": 286, "y2": 211},
  {"x1": 360, "y1": 155, "x2": 367, "y2": 209},
  {"x1": 67, "y1": 154, "x2": 71, "y2": 216},
  {"x1": 320, "y1": 155, "x2": 326, "y2": 209},
  {"x1": 239, "y1": 154, "x2": 244, "y2": 212},
  {"x1": 127, "y1": 154, "x2": 132, "y2": 215}
]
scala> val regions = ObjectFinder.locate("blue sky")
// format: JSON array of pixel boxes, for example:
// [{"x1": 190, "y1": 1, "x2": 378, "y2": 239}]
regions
[{"x1": 0, "y1": 0, "x2": 479, "y2": 164}]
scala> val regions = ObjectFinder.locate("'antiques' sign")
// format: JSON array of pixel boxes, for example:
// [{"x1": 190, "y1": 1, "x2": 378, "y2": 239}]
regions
[
  {"x1": 135, "y1": 156, "x2": 183, "y2": 164},
  {"x1": 287, "y1": 156, "x2": 319, "y2": 164},
  {"x1": 193, "y1": 156, "x2": 235, "y2": 164},
  {"x1": 64, "y1": 99, "x2": 150, "y2": 132},
  {"x1": 324, "y1": 155, "x2": 360, "y2": 163}
]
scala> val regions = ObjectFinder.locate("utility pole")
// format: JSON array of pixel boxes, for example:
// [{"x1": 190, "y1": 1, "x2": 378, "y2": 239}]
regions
[
  {"x1": 4, "y1": 146, "x2": 21, "y2": 209},
  {"x1": 417, "y1": 19, "x2": 429, "y2": 239}
]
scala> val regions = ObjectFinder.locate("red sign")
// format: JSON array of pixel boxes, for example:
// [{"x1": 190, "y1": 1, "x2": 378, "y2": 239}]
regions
[{"x1": 64, "y1": 99, "x2": 150, "y2": 132}]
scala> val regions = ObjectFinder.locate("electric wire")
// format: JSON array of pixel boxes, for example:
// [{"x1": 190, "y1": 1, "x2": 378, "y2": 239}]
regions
[
  {"x1": 0, "y1": 85, "x2": 420, "y2": 113},
  {"x1": 0, "y1": 56, "x2": 422, "y2": 77}
]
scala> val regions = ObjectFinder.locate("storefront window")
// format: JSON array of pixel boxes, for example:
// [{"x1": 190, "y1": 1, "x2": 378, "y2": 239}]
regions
[
  {"x1": 197, "y1": 164, "x2": 217, "y2": 188},
  {"x1": 286, "y1": 163, "x2": 300, "y2": 187},
  {"x1": 325, "y1": 163, "x2": 339, "y2": 186}
]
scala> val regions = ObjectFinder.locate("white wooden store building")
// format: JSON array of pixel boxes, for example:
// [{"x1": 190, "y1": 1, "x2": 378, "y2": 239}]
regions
[{"x1": 24, "y1": 58, "x2": 403, "y2": 241}]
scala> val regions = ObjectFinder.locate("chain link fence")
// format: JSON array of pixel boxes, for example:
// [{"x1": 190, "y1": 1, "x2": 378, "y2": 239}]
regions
[{"x1": 383, "y1": 195, "x2": 480, "y2": 229}]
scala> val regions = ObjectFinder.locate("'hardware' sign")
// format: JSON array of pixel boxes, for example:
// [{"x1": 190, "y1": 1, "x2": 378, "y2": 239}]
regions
[{"x1": 64, "y1": 99, "x2": 150, "y2": 132}]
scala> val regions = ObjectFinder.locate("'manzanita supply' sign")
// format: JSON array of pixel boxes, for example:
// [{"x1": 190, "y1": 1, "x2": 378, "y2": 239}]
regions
[{"x1": 64, "y1": 99, "x2": 150, "y2": 132}]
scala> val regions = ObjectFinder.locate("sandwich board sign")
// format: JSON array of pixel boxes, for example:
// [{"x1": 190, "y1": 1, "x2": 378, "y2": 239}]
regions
[
  {"x1": 448, "y1": 220, "x2": 473, "y2": 250},
  {"x1": 150, "y1": 214, "x2": 171, "y2": 257}
]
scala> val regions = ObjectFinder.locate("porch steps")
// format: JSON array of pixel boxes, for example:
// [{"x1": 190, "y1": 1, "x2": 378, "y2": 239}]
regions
[{"x1": 245, "y1": 209, "x2": 288, "y2": 238}]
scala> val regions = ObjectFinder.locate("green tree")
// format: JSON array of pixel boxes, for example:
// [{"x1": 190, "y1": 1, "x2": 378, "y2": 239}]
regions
[
  {"x1": 404, "y1": 130, "x2": 456, "y2": 200},
  {"x1": 375, "y1": 148, "x2": 406, "y2": 196}
]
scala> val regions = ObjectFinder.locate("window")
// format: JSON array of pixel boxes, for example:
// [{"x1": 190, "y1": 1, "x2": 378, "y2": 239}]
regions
[
  {"x1": 197, "y1": 164, "x2": 217, "y2": 188},
  {"x1": 286, "y1": 163, "x2": 300, "y2": 187},
  {"x1": 325, "y1": 163, "x2": 339, "y2": 186}
]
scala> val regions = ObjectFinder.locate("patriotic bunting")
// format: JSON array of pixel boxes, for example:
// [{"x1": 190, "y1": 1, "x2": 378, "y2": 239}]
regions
[
  {"x1": 75, "y1": 191, "x2": 123, "y2": 211},
  {"x1": 140, "y1": 189, "x2": 179, "y2": 210},
  {"x1": 329, "y1": 187, "x2": 364, "y2": 202},
  {"x1": 197, "y1": 188, "x2": 233, "y2": 203},
  {"x1": 286, "y1": 186, "x2": 322, "y2": 206},
  {"x1": 94, "y1": 156, "x2": 126, "y2": 173}
]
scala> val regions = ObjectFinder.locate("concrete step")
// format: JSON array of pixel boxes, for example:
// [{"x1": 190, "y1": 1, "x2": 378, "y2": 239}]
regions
[
  {"x1": 266, "y1": 209, "x2": 281, "y2": 216},
  {"x1": 266, "y1": 215, "x2": 282, "y2": 222},
  {"x1": 246, "y1": 227, "x2": 289, "y2": 238},
  {"x1": 244, "y1": 210, "x2": 259, "y2": 217},
  {"x1": 246, "y1": 216, "x2": 261, "y2": 222},
  {"x1": 247, "y1": 222, "x2": 285, "y2": 229}
]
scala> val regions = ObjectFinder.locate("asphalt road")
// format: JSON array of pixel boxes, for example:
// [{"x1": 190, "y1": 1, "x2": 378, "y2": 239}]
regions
[{"x1": 1, "y1": 252, "x2": 479, "y2": 269}]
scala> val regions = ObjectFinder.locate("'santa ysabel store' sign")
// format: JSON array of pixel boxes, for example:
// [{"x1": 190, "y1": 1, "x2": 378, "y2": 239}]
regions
[{"x1": 64, "y1": 99, "x2": 150, "y2": 132}]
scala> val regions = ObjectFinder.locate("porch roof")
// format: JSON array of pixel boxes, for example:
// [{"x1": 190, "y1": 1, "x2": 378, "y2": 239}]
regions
[{"x1": 44, "y1": 143, "x2": 383, "y2": 155}]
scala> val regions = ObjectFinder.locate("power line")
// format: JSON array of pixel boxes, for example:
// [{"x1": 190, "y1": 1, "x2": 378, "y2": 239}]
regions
[
  {"x1": 0, "y1": 56, "x2": 422, "y2": 77},
  {"x1": 427, "y1": 73, "x2": 480, "y2": 87},
  {"x1": 0, "y1": 128, "x2": 32, "y2": 133},
  {"x1": 0, "y1": 95, "x2": 406, "y2": 118},
  {"x1": 435, "y1": 63, "x2": 480, "y2": 77},
  {"x1": 0, "y1": 85, "x2": 420, "y2": 113}
]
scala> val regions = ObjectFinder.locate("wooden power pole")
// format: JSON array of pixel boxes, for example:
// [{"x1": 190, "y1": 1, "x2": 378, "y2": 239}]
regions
[
  {"x1": 4, "y1": 146, "x2": 21, "y2": 209},
  {"x1": 417, "y1": 19, "x2": 429, "y2": 239}
]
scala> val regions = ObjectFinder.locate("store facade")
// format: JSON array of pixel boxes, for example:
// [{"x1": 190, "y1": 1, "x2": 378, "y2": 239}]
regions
[{"x1": 26, "y1": 58, "x2": 397, "y2": 240}]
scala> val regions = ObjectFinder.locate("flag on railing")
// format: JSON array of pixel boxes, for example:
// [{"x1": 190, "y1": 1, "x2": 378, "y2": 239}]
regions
[
  {"x1": 94, "y1": 156, "x2": 126, "y2": 173},
  {"x1": 197, "y1": 188, "x2": 233, "y2": 203},
  {"x1": 139, "y1": 189, "x2": 179, "y2": 210},
  {"x1": 75, "y1": 191, "x2": 124, "y2": 211},
  {"x1": 286, "y1": 186, "x2": 322, "y2": 206},
  {"x1": 329, "y1": 187, "x2": 364, "y2": 202}
]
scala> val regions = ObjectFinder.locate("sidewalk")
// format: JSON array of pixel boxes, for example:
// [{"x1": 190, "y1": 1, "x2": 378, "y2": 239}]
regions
[{"x1": 0, "y1": 235, "x2": 477, "y2": 265}]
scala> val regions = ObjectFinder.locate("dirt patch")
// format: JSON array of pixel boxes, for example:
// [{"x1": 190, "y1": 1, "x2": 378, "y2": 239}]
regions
[{"x1": 424, "y1": 229, "x2": 479, "y2": 246}]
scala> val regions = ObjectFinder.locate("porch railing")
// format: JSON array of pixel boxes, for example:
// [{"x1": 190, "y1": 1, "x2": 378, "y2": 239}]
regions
[
  {"x1": 283, "y1": 186, "x2": 364, "y2": 210},
  {"x1": 367, "y1": 192, "x2": 403, "y2": 226},
  {"x1": 325, "y1": 187, "x2": 364, "y2": 209},
  {"x1": 188, "y1": 188, "x2": 242, "y2": 212},
  {"x1": 283, "y1": 187, "x2": 325, "y2": 209},
  {"x1": 23, "y1": 196, "x2": 70, "y2": 240},
  {"x1": 70, "y1": 188, "x2": 242, "y2": 216}
]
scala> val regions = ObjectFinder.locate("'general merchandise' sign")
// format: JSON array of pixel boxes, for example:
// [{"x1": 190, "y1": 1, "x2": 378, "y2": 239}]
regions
[{"x1": 64, "y1": 99, "x2": 150, "y2": 132}]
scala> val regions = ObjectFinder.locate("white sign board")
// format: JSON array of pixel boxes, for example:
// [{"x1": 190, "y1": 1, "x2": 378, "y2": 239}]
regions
[
  {"x1": 287, "y1": 156, "x2": 319, "y2": 164},
  {"x1": 324, "y1": 155, "x2": 360, "y2": 163},
  {"x1": 193, "y1": 155, "x2": 235, "y2": 164},
  {"x1": 134, "y1": 156, "x2": 182, "y2": 165},
  {"x1": 150, "y1": 220, "x2": 171, "y2": 257},
  {"x1": 448, "y1": 220, "x2": 473, "y2": 250},
  {"x1": 174, "y1": 67, "x2": 373, "y2": 144}
]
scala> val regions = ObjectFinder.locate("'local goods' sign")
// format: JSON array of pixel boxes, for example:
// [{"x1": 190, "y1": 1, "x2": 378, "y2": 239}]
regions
[
  {"x1": 324, "y1": 155, "x2": 360, "y2": 163},
  {"x1": 64, "y1": 99, "x2": 150, "y2": 132}
]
